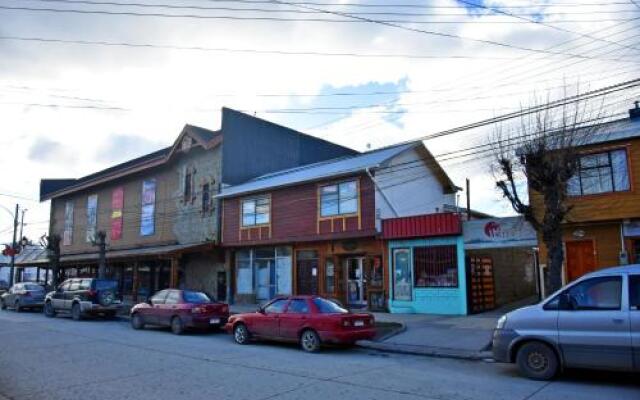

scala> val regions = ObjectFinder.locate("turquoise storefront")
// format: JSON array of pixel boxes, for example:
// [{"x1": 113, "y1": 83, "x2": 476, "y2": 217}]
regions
[{"x1": 383, "y1": 214, "x2": 467, "y2": 315}]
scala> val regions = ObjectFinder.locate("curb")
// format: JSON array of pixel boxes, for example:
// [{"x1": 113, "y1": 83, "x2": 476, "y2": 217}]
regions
[
  {"x1": 356, "y1": 341, "x2": 494, "y2": 361},
  {"x1": 374, "y1": 321, "x2": 406, "y2": 342}
]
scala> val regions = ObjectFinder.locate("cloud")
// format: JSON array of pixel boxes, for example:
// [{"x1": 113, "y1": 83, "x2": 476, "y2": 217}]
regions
[
  {"x1": 95, "y1": 134, "x2": 165, "y2": 164},
  {"x1": 28, "y1": 137, "x2": 78, "y2": 164}
]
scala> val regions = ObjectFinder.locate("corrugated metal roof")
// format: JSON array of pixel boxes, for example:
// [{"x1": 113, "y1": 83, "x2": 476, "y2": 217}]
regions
[
  {"x1": 14, "y1": 246, "x2": 49, "y2": 266},
  {"x1": 579, "y1": 116, "x2": 640, "y2": 146},
  {"x1": 59, "y1": 243, "x2": 204, "y2": 263},
  {"x1": 218, "y1": 142, "x2": 419, "y2": 198},
  {"x1": 382, "y1": 213, "x2": 462, "y2": 239}
]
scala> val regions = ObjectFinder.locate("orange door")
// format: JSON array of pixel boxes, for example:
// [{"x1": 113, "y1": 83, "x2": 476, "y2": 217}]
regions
[{"x1": 565, "y1": 240, "x2": 596, "y2": 282}]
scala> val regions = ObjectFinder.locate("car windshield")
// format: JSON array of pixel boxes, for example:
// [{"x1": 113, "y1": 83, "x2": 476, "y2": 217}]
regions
[
  {"x1": 183, "y1": 291, "x2": 211, "y2": 304},
  {"x1": 24, "y1": 284, "x2": 43, "y2": 291},
  {"x1": 313, "y1": 298, "x2": 349, "y2": 314},
  {"x1": 94, "y1": 280, "x2": 118, "y2": 291}
]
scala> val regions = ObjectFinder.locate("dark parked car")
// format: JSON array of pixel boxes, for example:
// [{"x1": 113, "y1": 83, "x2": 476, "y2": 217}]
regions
[
  {"x1": 225, "y1": 296, "x2": 376, "y2": 352},
  {"x1": 44, "y1": 278, "x2": 122, "y2": 320},
  {"x1": 0, "y1": 283, "x2": 45, "y2": 311},
  {"x1": 130, "y1": 289, "x2": 230, "y2": 335}
]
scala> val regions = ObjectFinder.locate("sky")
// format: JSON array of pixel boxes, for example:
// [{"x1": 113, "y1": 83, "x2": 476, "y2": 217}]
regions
[{"x1": 0, "y1": 0, "x2": 639, "y2": 245}]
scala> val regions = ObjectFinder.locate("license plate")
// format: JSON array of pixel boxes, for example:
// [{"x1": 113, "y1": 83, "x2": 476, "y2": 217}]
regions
[
  {"x1": 209, "y1": 318, "x2": 220, "y2": 324},
  {"x1": 354, "y1": 320, "x2": 364, "y2": 327}
]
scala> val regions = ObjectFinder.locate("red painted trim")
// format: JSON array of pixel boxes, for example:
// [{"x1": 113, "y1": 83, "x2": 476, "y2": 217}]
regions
[{"x1": 382, "y1": 213, "x2": 462, "y2": 239}]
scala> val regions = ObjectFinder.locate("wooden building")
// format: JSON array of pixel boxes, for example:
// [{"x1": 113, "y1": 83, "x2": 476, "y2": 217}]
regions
[
  {"x1": 530, "y1": 103, "x2": 640, "y2": 286},
  {"x1": 219, "y1": 142, "x2": 460, "y2": 309},
  {"x1": 39, "y1": 108, "x2": 356, "y2": 303}
]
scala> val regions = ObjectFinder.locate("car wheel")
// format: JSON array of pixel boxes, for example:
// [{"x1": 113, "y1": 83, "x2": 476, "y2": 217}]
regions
[
  {"x1": 44, "y1": 302, "x2": 56, "y2": 317},
  {"x1": 516, "y1": 341, "x2": 559, "y2": 381},
  {"x1": 14, "y1": 300, "x2": 21, "y2": 313},
  {"x1": 171, "y1": 316, "x2": 184, "y2": 335},
  {"x1": 233, "y1": 323, "x2": 250, "y2": 345},
  {"x1": 300, "y1": 329, "x2": 321, "y2": 353},
  {"x1": 71, "y1": 303, "x2": 82, "y2": 321},
  {"x1": 0, "y1": 299, "x2": 6, "y2": 310},
  {"x1": 131, "y1": 313, "x2": 145, "y2": 330}
]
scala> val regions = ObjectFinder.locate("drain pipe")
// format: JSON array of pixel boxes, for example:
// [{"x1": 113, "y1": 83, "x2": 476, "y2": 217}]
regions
[{"x1": 366, "y1": 167, "x2": 399, "y2": 217}]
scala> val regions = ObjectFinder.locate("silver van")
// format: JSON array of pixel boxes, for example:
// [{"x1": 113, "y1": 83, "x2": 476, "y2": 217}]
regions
[{"x1": 492, "y1": 264, "x2": 639, "y2": 380}]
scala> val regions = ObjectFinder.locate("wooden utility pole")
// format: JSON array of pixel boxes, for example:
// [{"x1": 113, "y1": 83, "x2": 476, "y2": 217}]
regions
[
  {"x1": 466, "y1": 178, "x2": 471, "y2": 221},
  {"x1": 8, "y1": 204, "x2": 19, "y2": 285}
]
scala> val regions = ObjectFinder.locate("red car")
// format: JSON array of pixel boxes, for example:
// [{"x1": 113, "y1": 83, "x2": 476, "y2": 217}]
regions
[
  {"x1": 130, "y1": 289, "x2": 229, "y2": 335},
  {"x1": 224, "y1": 295, "x2": 376, "y2": 352}
]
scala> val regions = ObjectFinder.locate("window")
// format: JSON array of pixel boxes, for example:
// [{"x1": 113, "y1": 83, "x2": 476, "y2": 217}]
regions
[
  {"x1": 286, "y1": 299, "x2": 310, "y2": 313},
  {"x1": 325, "y1": 259, "x2": 335, "y2": 294},
  {"x1": 79, "y1": 279, "x2": 92, "y2": 290},
  {"x1": 320, "y1": 180, "x2": 358, "y2": 217},
  {"x1": 313, "y1": 298, "x2": 348, "y2": 314},
  {"x1": 264, "y1": 298, "x2": 287, "y2": 314},
  {"x1": 242, "y1": 197, "x2": 270, "y2": 226},
  {"x1": 165, "y1": 290, "x2": 181, "y2": 305},
  {"x1": 567, "y1": 149, "x2": 630, "y2": 196},
  {"x1": 564, "y1": 276, "x2": 622, "y2": 311},
  {"x1": 413, "y1": 245, "x2": 458, "y2": 288},
  {"x1": 183, "y1": 291, "x2": 211, "y2": 304},
  {"x1": 69, "y1": 280, "x2": 81, "y2": 291},
  {"x1": 150, "y1": 290, "x2": 168, "y2": 305},
  {"x1": 201, "y1": 183, "x2": 211, "y2": 213},
  {"x1": 629, "y1": 275, "x2": 640, "y2": 310},
  {"x1": 184, "y1": 170, "x2": 193, "y2": 201}
]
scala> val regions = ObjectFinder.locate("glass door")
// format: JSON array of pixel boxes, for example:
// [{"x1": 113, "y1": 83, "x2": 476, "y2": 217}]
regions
[
  {"x1": 346, "y1": 257, "x2": 366, "y2": 307},
  {"x1": 255, "y1": 259, "x2": 271, "y2": 301}
]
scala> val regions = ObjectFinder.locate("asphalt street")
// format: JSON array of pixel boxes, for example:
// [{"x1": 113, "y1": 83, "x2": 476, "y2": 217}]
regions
[{"x1": 0, "y1": 310, "x2": 638, "y2": 400}]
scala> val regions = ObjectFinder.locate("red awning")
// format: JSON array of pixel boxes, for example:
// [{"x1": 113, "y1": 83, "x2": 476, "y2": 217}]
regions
[{"x1": 382, "y1": 213, "x2": 462, "y2": 240}]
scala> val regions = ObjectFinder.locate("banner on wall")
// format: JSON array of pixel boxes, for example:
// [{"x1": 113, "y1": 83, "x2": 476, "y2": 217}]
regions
[
  {"x1": 140, "y1": 179, "x2": 156, "y2": 236},
  {"x1": 463, "y1": 217, "x2": 537, "y2": 250},
  {"x1": 63, "y1": 201, "x2": 74, "y2": 246},
  {"x1": 86, "y1": 194, "x2": 98, "y2": 242},
  {"x1": 111, "y1": 187, "x2": 124, "y2": 240}
]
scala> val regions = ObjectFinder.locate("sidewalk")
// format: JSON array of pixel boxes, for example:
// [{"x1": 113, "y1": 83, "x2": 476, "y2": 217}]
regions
[{"x1": 357, "y1": 297, "x2": 538, "y2": 361}]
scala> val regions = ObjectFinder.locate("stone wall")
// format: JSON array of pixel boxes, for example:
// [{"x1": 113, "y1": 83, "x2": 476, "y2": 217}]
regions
[{"x1": 183, "y1": 252, "x2": 226, "y2": 300}]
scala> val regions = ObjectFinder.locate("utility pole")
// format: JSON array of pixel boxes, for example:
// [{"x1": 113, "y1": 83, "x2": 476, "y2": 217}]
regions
[
  {"x1": 18, "y1": 209, "x2": 27, "y2": 245},
  {"x1": 94, "y1": 231, "x2": 107, "y2": 279},
  {"x1": 466, "y1": 178, "x2": 471, "y2": 221},
  {"x1": 8, "y1": 204, "x2": 19, "y2": 285},
  {"x1": 47, "y1": 234, "x2": 61, "y2": 288}
]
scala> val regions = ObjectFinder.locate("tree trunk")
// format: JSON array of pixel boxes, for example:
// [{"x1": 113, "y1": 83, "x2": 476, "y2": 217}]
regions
[{"x1": 543, "y1": 230, "x2": 564, "y2": 295}]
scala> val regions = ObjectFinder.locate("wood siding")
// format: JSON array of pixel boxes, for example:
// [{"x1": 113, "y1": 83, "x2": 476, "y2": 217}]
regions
[{"x1": 222, "y1": 174, "x2": 377, "y2": 246}]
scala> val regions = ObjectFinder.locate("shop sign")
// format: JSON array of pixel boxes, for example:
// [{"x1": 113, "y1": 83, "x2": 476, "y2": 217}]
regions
[
  {"x1": 111, "y1": 187, "x2": 124, "y2": 240},
  {"x1": 63, "y1": 201, "x2": 74, "y2": 246},
  {"x1": 140, "y1": 179, "x2": 156, "y2": 236},
  {"x1": 463, "y1": 217, "x2": 537, "y2": 250},
  {"x1": 86, "y1": 194, "x2": 98, "y2": 242}
]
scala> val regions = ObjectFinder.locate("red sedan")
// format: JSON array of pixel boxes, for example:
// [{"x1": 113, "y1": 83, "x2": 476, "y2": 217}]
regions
[
  {"x1": 130, "y1": 289, "x2": 229, "y2": 335},
  {"x1": 224, "y1": 296, "x2": 375, "y2": 352}
]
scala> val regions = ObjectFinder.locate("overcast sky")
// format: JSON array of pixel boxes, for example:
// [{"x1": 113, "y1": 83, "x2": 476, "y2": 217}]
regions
[{"x1": 1, "y1": 0, "x2": 639, "y2": 244}]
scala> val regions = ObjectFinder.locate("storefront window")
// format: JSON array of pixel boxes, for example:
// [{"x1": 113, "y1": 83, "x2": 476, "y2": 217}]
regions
[
  {"x1": 275, "y1": 247, "x2": 292, "y2": 296},
  {"x1": 236, "y1": 250, "x2": 253, "y2": 295},
  {"x1": 236, "y1": 247, "x2": 292, "y2": 299},
  {"x1": 393, "y1": 249, "x2": 412, "y2": 301},
  {"x1": 414, "y1": 245, "x2": 458, "y2": 288}
]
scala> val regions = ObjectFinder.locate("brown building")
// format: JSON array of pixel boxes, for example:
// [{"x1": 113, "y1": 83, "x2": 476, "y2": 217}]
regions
[
  {"x1": 530, "y1": 103, "x2": 640, "y2": 286},
  {"x1": 219, "y1": 142, "x2": 459, "y2": 309},
  {"x1": 39, "y1": 108, "x2": 356, "y2": 303}
]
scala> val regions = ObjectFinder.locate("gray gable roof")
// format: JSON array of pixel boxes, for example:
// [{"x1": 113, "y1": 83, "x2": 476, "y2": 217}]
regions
[
  {"x1": 218, "y1": 142, "x2": 444, "y2": 198},
  {"x1": 578, "y1": 116, "x2": 640, "y2": 147}
]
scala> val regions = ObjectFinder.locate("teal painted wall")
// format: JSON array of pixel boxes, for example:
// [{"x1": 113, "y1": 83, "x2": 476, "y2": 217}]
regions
[{"x1": 387, "y1": 236, "x2": 467, "y2": 315}]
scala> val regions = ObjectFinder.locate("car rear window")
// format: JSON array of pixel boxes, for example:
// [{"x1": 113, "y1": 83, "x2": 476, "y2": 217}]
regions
[
  {"x1": 313, "y1": 298, "x2": 349, "y2": 314},
  {"x1": 94, "y1": 280, "x2": 118, "y2": 291},
  {"x1": 24, "y1": 284, "x2": 43, "y2": 291},
  {"x1": 183, "y1": 291, "x2": 211, "y2": 304}
]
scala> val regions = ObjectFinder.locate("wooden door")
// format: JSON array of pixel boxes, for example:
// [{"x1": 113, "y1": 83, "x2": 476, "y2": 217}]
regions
[
  {"x1": 467, "y1": 256, "x2": 495, "y2": 314},
  {"x1": 296, "y1": 259, "x2": 319, "y2": 295},
  {"x1": 565, "y1": 240, "x2": 596, "y2": 282}
]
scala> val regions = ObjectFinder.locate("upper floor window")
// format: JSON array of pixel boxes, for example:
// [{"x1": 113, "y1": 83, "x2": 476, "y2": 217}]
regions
[
  {"x1": 184, "y1": 169, "x2": 193, "y2": 201},
  {"x1": 567, "y1": 149, "x2": 630, "y2": 196},
  {"x1": 320, "y1": 180, "x2": 358, "y2": 217},
  {"x1": 202, "y1": 183, "x2": 211, "y2": 214},
  {"x1": 242, "y1": 197, "x2": 270, "y2": 226}
]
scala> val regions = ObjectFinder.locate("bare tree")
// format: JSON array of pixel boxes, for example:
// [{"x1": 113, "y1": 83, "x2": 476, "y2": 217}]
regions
[{"x1": 492, "y1": 94, "x2": 606, "y2": 294}]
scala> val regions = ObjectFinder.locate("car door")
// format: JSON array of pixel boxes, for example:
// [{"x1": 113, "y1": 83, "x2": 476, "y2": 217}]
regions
[
  {"x1": 629, "y1": 274, "x2": 640, "y2": 371},
  {"x1": 558, "y1": 275, "x2": 633, "y2": 370},
  {"x1": 51, "y1": 281, "x2": 70, "y2": 310},
  {"x1": 65, "y1": 279, "x2": 81, "y2": 310},
  {"x1": 159, "y1": 290, "x2": 181, "y2": 326},
  {"x1": 145, "y1": 290, "x2": 168, "y2": 325},
  {"x1": 252, "y1": 298, "x2": 288, "y2": 338},
  {"x1": 279, "y1": 298, "x2": 311, "y2": 340}
]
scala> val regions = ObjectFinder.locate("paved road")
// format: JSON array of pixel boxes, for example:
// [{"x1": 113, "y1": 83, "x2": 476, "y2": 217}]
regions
[{"x1": 0, "y1": 310, "x2": 638, "y2": 400}]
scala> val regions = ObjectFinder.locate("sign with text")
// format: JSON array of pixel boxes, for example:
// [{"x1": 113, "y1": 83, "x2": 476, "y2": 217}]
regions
[
  {"x1": 463, "y1": 217, "x2": 537, "y2": 250},
  {"x1": 86, "y1": 194, "x2": 98, "y2": 242},
  {"x1": 140, "y1": 179, "x2": 156, "y2": 236},
  {"x1": 111, "y1": 187, "x2": 124, "y2": 240}
]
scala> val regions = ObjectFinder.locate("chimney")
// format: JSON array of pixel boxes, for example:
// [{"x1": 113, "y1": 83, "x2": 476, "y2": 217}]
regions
[{"x1": 630, "y1": 101, "x2": 640, "y2": 120}]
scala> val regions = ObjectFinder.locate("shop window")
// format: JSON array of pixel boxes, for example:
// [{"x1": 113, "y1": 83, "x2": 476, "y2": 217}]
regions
[
  {"x1": 567, "y1": 149, "x2": 630, "y2": 196},
  {"x1": 236, "y1": 250, "x2": 253, "y2": 295},
  {"x1": 320, "y1": 180, "x2": 358, "y2": 217},
  {"x1": 242, "y1": 197, "x2": 270, "y2": 226},
  {"x1": 413, "y1": 245, "x2": 458, "y2": 288}
]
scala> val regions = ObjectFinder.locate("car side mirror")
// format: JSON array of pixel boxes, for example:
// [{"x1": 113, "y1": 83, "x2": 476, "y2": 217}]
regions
[{"x1": 257, "y1": 307, "x2": 265, "y2": 314}]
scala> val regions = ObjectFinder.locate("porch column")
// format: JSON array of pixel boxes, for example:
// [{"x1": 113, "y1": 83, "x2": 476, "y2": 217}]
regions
[
  {"x1": 170, "y1": 257, "x2": 179, "y2": 288},
  {"x1": 132, "y1": 261, "x2": 139, "y2": 303}
]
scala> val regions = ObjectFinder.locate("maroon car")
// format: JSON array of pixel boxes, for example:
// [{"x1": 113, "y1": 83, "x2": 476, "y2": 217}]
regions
[
  {"x1": 130, "y1": 289, "x2": 229, "y2": 335},
  {"x1": 224, "y1": 295, "x2": 375, "y2": 352}
]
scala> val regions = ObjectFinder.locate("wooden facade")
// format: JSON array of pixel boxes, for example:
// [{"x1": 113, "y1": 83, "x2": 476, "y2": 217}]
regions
[{"x1": 530, "y1": 129, "x2": 640, "y2": 282}]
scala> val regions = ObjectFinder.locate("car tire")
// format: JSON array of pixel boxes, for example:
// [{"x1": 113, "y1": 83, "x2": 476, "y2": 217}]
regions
[
  {"x1": 516, "y1": 341, "x2": 559, "y2": 381},
  {"x1": 44, "y1": 302, "x2": 56, "y2": 317},
  {"x1": 14, "y1": 300, "x2": 21, "y2": 313},
  {"x1": 131, "y1": 313, "x2": 145, "y2": 330},
  {"x1": 71, "y1": 303, "x2": 82, "y2": 321},
  {"x1": 171, "y1": 316, "x2": 184, "y2": 335},
  {"x1": 0, "y1": 299, "x2": 6, "y2": 310},
  {"x1": 300, "y1": 329, "x2": 321, "y2": 353},
  {"x1": 233, "y1": 323, "x2": 250, "y2": 345}
]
